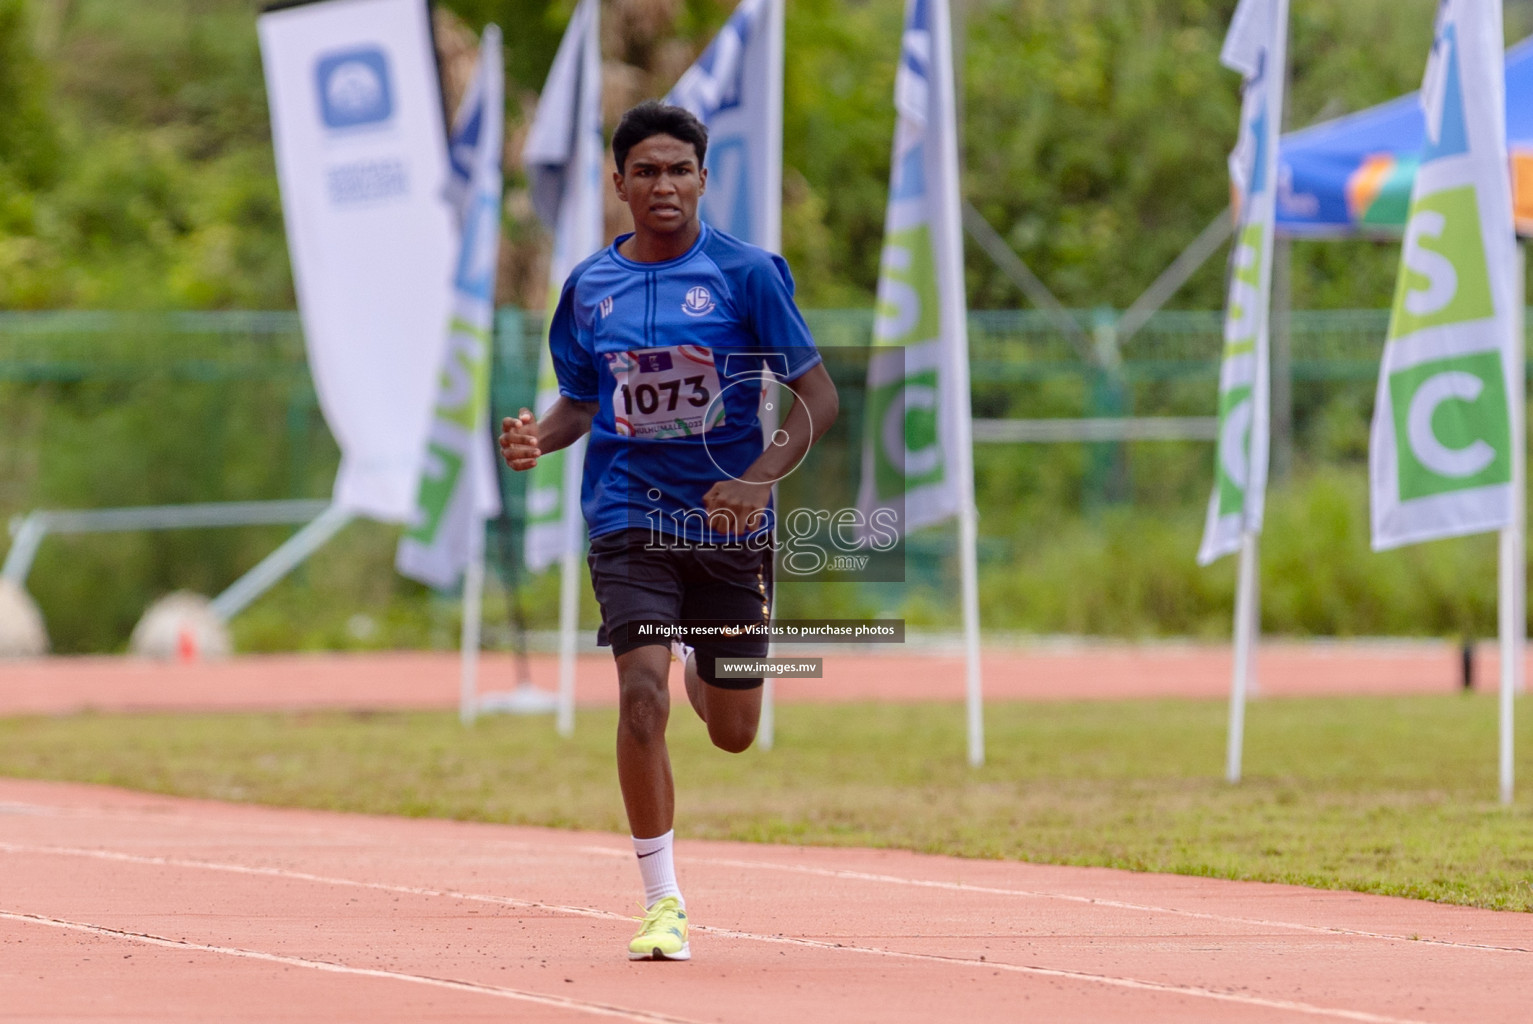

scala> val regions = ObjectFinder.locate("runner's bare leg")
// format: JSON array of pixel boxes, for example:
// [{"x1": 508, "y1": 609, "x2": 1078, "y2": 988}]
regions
[
  {"x1": 681, "y1": 654, "x2": 761, "y2": 753},
  {"x1": 616, "y1": 645, "x2": 675, "y2": 838}
]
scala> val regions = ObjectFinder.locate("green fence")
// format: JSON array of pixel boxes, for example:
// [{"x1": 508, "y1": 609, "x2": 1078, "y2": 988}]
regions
[
  {"x1": 0, "y1": 305, "x2": 1498, "y2": 525},
  {"x1": 2, "y1": 308, "x2": 1524, "y2": 650},
  {"x1": 0, "y1": 304, "x2": 1429, "y2": 572}
]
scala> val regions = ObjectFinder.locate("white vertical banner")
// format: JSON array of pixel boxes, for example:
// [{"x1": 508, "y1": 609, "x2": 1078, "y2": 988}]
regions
[
  {"x1": 522, "y1": 0, "x2": 602, "y2": 574},
  {"x1": 1201, "y1": 0, "x2": 1289, "y2": 786},
  {"x1": 396, "y1": 25, "x2": 506, "y2": 588},
  {"x1": 852, "y1": 0, "x2": 968, "y2": 536},
  {"x1": 665, "y1": 0, "x2": 784, "y2": 253},
  {"x1": 1368, "y1": 0, "x2": 1519, "y2": 804},
  {"x1": 1198, "y1": 0, "x2": 1287, "y2": 567},
  {"x1": 856, "y1": 0, "x2": 971, "y2": 538},
  {"x1": 258, "y1": 0, "x2": 456, "y2": 522},
  {"x1": 1370, "y1": 0, "x2": 1517, "y2": 551},
  {"x1": 857, "y1": 0, "x2": 983, "y2": 764}
]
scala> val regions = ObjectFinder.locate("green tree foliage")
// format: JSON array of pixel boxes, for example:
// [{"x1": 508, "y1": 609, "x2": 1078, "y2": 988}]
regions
[
  {"x1": 443, "y1": 0, "x2": 568, "y2": 92},
  {"x1": 962, "y1": 0, "x2": 1240, "y2": 309},
  {"x1": 0, "y1": 0, "x2": 289, "y2": 308},
  {"x1": 778, "y1": 0, "x2": 902, "y2": 305},
  {"x1": 7, "y1": 0, "x2": 1529, "y2": 310},
  {"x1": 960, "y1": 0, "x2": 1456, "y2": 312},
  {"x1": 0, "y1": 0, "x2": 61, "y2": 305},
  {"x1": 0, "y1": 0, "x2": 59, "y2": 188}
]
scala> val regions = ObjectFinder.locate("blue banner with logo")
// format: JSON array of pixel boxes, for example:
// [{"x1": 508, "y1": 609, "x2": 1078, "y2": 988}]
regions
[{"x1": 258, "y1": 0, "x2": 457, "y2": 522}]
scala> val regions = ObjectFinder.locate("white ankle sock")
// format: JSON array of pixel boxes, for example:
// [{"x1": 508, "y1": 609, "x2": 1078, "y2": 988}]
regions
[{"x1": 631, "y1": 830, "x2": 683, "y2": 908}]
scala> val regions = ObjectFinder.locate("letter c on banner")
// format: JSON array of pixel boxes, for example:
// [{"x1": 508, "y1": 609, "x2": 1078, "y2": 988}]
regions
[
  {"x1": 1406, "y1": 370, "x2": 1495, "y2": 478},
  {"x1": 883, "y1": 384, "x2": 941, "y2": 479},
  {"x1": 1219, "y1": 397, "x2": 1254, "y2": 489}
]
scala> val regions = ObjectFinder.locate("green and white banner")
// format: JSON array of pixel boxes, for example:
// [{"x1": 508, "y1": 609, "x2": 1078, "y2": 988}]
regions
[
  {"x1": 1198, "y1": 0, "x2": 1288, "y2": 566},
  {"x1": 856, "y1": 0, "x2": 971, "y2": 536},
  {"x1": 1370, "y1": 0, "x2": 1516, "y2": 550},
  {"x1": 396, "y1": 26, "x2": 505, "y2": 587},
  {"x1": 521, "y1": 0, "x2": 601, "y2": 571}
]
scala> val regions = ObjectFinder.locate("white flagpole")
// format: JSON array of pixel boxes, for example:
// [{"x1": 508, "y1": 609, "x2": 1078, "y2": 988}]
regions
[
  {"x1": 959, "y1": 471, "x2": 983, "y2": 767},
  {"x1": 556, "y1": 444, "x2": 584, "y2": 737},
  {"x1": 758, "y1": 0, "x2": 786, "y2": 753},
  {"x1": 1517, "y1": 246, "x2": 1527, "y2": 703},
  {"x1": 1226, "y1": 529, "x2": 1260, "y2": 782},
  {"x1": 762, "y1": 0, "x2": 784, "y2": 257},
  {"x1": 1499, "y1": 516, "x2": 1516, "y2": 805},
  {"x1": 1217, "y1": 0, "x2": 1284, "y2": 784},
  {"x1": 460, "y1": 552, "x2": 485, "y2": 725},
  {"x1": 1499, "y1": 244, "x2": 1525, "y2": 805},
  {"x1": 928, "y1": 0, "x2": 983, "y2": 767},
  {"x1": 556, "y1": 544, "x2": 579, "y2": 737}
]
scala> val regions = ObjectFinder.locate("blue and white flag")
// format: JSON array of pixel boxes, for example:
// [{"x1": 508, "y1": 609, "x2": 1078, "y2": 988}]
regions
[
  {"x1": 1370, "y1": 0, "x2": 1517, "y2": 550},
  {"x1": 665, "y1": 0, "x2": 784, "y2": 252},
  {"x1": 855, "y1": 0, "x2": 973, "y2": 536},
  {"x1": 1198, "y1": 0, "x2": 1289, "y2": 566},
  {"x1": 396, "y1": 24, "x2": 505, "y2": 587},
  {"x1": 521, "y1": 0, "x2": 602, "y2": 572}
]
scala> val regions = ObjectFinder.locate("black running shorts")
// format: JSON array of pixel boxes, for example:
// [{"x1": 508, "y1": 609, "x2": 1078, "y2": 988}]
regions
[{"x1": 587, "y1": 528, "x2": 773, "y2": 690}]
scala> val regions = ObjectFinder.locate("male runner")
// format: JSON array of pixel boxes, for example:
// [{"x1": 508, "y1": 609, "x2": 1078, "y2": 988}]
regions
[{"x1": 500, "y1": 100, "x2": 838, "y2": 961}]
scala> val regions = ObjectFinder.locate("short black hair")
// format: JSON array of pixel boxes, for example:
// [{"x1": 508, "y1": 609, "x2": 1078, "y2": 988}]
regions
[{"x1": 612, "y1": 101, "x2": 708, "y2": 174}]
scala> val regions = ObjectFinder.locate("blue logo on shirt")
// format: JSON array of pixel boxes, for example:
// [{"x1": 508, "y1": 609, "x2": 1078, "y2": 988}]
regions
[
  {"x1": 683, "y1": 286, "x2": 716, "y2": 317},
  {"x1": 315, "y1": 47, "x2": 393, "y2": 130}
]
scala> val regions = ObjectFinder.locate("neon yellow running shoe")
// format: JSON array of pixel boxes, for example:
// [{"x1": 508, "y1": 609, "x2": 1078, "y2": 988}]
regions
[{"x1": 628, "y1": 896, "x2": 690, "y2": 961}]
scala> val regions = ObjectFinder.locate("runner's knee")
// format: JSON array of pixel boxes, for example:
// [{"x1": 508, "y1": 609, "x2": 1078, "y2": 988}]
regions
[
  {"x1": 618, "y1": 661, "x2": 670, "y2": 742},
  {"x1": 700, "y1": 684, "x2": 761, "y2": 753},
  {"x1": 707, "y1": 715, "x2": 757, "y2": 753}
]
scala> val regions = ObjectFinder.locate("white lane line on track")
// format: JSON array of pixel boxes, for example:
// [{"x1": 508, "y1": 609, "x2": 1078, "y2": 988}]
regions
[
  {"x1": 668, "y1": 855, "x2": 1533, "y2": 956},
  {"x1": 3, "y1": 798, "x2": 1528, "y2": 958},
  {"x1": 0, "y1": 910, "x2": 704, "y2": 1024},
  {"x1": 695, "y1": 924, "x2": 1439, "y2": 1024},
  {"x1": 0, "y1": 842, "x2": 1442, "y2": 1024},
  {"x1": 0, "y1": 841, "x2": 623, "y2": 922}
]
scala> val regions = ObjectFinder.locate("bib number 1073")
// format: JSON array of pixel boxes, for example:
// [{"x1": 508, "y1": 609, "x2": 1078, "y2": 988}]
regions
[
  {"x1": 619, "y1": 375, "x2": 710, "y2": 416},
  {"x1": 607, "y1": 345, "x2": 726, "y2": 439}
]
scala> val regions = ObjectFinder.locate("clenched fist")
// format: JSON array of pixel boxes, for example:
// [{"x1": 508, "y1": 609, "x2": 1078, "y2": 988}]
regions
[{"x1": 499, "y1": 409, "x2": 541, "y2": 471}]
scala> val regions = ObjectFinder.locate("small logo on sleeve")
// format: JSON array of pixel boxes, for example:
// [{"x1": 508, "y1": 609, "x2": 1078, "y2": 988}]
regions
[
  {"x1": 682, "y1": 286, "x2": 716, "y2": 317},
  {"x1": 599, "y1": 296, "x2": 614, "y2": 319}
]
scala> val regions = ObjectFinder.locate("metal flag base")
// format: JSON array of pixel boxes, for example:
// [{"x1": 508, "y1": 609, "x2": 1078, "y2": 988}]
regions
[{"x1": 476, "y1": 683, "x2": 561, "y2": 715}]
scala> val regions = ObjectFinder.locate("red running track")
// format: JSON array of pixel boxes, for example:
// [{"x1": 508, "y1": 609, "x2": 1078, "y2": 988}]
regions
[
  {"x1": 2, "y1": 777, "x2": 1531, "y2": 1023},
  {"x1": 0, "y1": 639, "x2": 1487, "y2": 715}
]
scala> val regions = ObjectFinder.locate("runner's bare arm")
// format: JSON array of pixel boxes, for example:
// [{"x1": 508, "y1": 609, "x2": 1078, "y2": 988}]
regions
[
  {"x1": 499, "y1": 398, "x2": 597, "y2": 472},
  {"x1": 702, "y1": 362, "x2": 839, "y2": 532}
]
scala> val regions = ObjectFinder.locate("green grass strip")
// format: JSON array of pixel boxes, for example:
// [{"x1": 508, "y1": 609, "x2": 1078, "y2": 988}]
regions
[{"x1": 1, "y1": 695, "x2": 1530, "y2": 910}]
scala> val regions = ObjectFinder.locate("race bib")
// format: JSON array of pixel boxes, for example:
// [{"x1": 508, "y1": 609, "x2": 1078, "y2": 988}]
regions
[{"x1": 606, "y1": 345, "x2": 726, "y2": 439}]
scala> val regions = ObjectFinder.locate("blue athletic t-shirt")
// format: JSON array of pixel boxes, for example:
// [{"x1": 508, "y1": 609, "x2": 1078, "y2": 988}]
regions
[{"x1": 548, "y1": 223, "x2": 823, "y2": 543}]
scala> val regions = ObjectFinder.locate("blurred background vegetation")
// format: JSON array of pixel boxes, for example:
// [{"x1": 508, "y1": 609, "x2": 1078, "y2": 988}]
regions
[{"x1": 3, "y1": 0, "x2": 1532, "y2": 653}]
